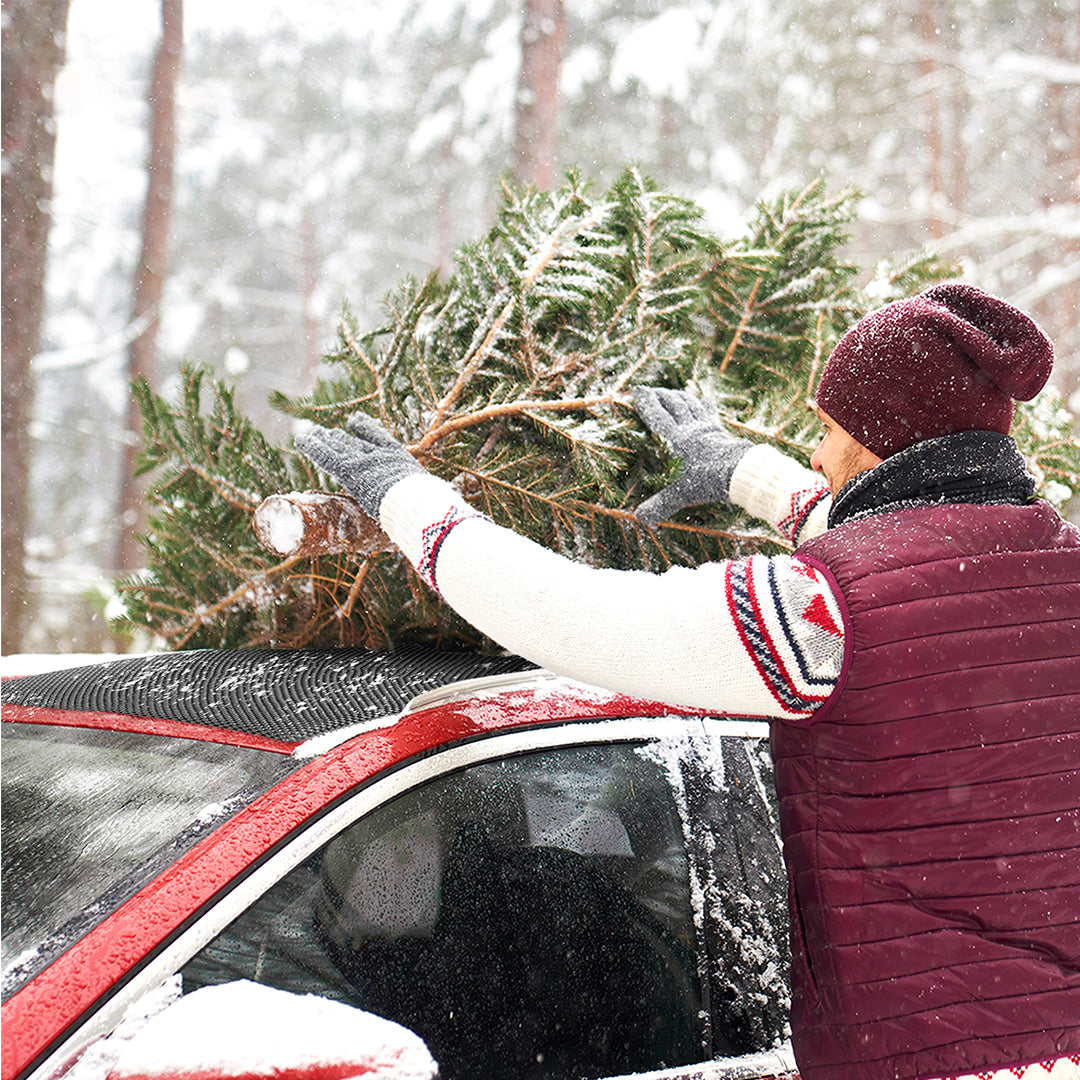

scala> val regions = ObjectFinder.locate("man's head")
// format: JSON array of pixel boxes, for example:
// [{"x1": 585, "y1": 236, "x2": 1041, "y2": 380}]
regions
[
  {"x1": 810, "y1": 407, "x2": 883, "y2": 496},
  {"x1": 814, "y1": 283, "x2": 1053, "y2": 463}
]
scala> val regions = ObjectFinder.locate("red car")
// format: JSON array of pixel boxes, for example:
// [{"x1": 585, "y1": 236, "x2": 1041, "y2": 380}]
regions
[{"x1": 2, "y1": 647, "x2": 798, "y2": 1080}]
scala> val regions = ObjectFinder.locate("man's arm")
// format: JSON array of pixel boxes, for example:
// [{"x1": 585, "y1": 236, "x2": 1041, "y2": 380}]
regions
[
  {"x1": 297, "y1": 415, "x2": 845, "y2": 720},
  {"x1": 728, "y1": 444, "x2": 831, "y2": 545},
  {"x1": 379, "y1": 473, "x2": 843, "y2": 718}
]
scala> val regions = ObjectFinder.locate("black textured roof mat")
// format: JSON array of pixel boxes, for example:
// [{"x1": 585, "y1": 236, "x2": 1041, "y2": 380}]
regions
[{"x1": 1, "y1": 647, "x2": 537, "y2": 743}]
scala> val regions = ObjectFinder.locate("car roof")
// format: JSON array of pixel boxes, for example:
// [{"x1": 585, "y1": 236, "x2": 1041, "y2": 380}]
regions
[{"x1": 0, "y1": 647, "x2": 538, "y2": 745}]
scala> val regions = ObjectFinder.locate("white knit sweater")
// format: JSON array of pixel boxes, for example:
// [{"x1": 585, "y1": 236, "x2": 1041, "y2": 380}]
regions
[{"x1": 379, "y1": 444, "x2": 843, "y2": 721}]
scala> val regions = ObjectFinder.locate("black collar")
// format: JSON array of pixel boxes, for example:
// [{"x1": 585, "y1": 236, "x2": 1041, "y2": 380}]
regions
[{"x1": 828, "y1": 431, "x2": 1037, "y2": 530}]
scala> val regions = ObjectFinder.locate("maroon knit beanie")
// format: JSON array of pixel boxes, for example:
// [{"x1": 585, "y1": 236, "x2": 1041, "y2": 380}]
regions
[{"x1": 815, "y1": 283, "x2": 1054, "y2": 459}]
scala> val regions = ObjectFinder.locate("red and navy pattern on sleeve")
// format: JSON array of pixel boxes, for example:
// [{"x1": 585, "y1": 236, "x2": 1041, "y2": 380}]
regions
[
  {"x1": 723, "y1": 554, "x2": 844, "y2": 718},
  {"x1": 417, "y1": 505, "x2": 485, "y2": 594},
  {"x1": 777, "y1": 484, "x2": 831, "y2": 546}
]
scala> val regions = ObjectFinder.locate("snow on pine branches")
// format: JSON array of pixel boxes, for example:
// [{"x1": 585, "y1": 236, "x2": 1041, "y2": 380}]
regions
[{"x1": 117, "y1": 171, "x2": 1077, "y2": 652}]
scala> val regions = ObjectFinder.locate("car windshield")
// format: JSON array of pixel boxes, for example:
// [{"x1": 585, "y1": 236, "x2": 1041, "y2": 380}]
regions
[{"x1": 1, "y1": 723, "x2": 292, "y2": 997}]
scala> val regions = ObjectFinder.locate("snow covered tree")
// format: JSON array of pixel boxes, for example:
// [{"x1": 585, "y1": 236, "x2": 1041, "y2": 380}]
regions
[
  {"x1": 27, "y1": 0, "x2": 1078, "y2": 654},
  {"x1": 116, "y1": 173, "x2": 1079, "y2": 652}
]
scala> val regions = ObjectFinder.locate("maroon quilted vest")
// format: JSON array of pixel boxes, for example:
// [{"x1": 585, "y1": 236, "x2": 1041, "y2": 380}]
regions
[{"x1": 777, "y1": 499, "x2": 1080, "y2": 1080}]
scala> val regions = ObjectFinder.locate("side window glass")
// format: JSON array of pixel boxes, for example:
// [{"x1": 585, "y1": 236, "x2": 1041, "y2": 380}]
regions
[
  {"x1": 644, "y1": 731, "x2": 790, "y2": 1057},
  {"x1": 182, "y1": 744, "x2": 703, "y2": 1080}
]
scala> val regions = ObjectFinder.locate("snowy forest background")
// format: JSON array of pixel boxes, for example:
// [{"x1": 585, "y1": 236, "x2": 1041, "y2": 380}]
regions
[{"x1": 3, "y1": 0, "x2": 1079, "y2": 655}]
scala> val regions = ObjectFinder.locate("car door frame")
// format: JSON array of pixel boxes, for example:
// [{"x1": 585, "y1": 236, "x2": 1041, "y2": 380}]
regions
[{"x1": 6, "y1": 706, "x2": 782, "y2": 1080}]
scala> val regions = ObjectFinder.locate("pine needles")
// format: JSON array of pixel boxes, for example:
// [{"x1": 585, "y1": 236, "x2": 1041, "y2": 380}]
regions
[{"x1": 117, "y1": 171, "x2": 1079, "y2": 651}]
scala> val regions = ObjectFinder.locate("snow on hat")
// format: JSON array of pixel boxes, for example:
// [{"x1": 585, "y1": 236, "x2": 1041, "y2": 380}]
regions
[{"x1": 815, "y1": 283, "x2": 1054, "y2": 459}]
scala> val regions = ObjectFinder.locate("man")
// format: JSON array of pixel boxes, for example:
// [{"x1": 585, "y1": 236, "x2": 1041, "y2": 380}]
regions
[{"x1": 298, "y1": 283, "x2": 1080, "y2": 1080}]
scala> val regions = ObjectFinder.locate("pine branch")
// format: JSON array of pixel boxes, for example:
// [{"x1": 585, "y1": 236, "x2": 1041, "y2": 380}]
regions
[
  {"x1": 120, "y1": 171, "x2": 1077, "y2": 653},
  {"x1": 168, "y1": 555, "x2": 308, "y2": 650},
  {"x1": 412, "y1": 394, "x2": 618, "y2": 453}
]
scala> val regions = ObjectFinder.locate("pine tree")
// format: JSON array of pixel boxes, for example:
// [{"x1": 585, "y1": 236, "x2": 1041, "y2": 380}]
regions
[{"x1": 118, "y1": 172, "x2": 1080, "y2": 651}]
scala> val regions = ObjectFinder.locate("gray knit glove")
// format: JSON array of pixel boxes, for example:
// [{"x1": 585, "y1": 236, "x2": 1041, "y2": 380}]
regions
[
  {"x1": 633, "y1": 387, "x2": 751, "y2": 526},
  {"x1": 295, "y1": 413, "x2": 423, "y2": 518}
]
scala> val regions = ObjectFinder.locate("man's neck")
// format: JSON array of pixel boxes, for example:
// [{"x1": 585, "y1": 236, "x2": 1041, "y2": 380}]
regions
[{"x1": 828, "y1": 431, "x2": 1036, "y2": 530}]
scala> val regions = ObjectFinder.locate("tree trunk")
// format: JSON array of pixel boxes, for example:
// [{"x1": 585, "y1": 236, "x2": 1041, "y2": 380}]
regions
[
  {"x1": 253, "y1": 493, "x2": 391, "y2": 557},
  {"x1": 915, "y1": 0, "x2": 945, "y2": 239},
  {"x1": 1, "y1": 0, "x2": 71, "y2": 653},
  {"x1": 1039, "y1": 4, "x2": 1080, "y2": 411},
  {"x1": 116, "y1": 0, "x2": 183, "y2": 576},
  {"x1": 300, "y1": 207, "x2": 321, "y2": 388},
  {"x1": 511, "y1": 0, "x2": 566, "y2": 191},
  {"x1": 435, "y1": 137, "x2": 454, "y2": 274}
]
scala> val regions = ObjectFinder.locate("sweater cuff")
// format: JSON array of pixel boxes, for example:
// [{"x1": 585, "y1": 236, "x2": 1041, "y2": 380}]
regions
[
  {"x1": 728, "y1": 444, "x2": 831, "y2": 545},
  {"x1": 378, "y1": 472, "x2": 474, "y2": 569},
  {"x1": 378, "y1": 472, "x2": 492, "y2": 592}
]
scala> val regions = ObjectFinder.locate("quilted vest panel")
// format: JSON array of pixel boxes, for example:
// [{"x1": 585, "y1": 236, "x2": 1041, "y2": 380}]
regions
[{"x1": 779, "y1": 500, "x2": 1080, "y2": 1080}]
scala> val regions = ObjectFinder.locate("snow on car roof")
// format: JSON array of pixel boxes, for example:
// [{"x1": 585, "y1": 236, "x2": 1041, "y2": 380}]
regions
[{"x1": 0, "y1": 647, "x2": 537, "y2": 743}]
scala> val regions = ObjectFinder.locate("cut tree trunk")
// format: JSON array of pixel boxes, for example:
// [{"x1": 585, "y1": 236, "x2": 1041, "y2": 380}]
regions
[{"x1": 254, "y1": 493, "x2": 393, "y2": 557}]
